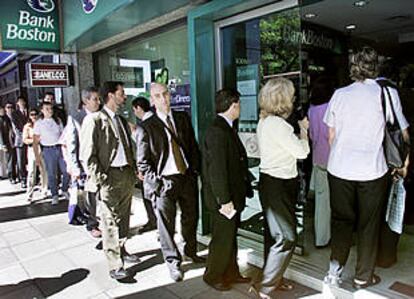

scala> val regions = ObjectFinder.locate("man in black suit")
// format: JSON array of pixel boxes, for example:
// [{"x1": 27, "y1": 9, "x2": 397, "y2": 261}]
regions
[
  {"x1": 11, "y1": 96, "x2": 29, "y2": 188},
  {"x1": 202, "y1": 89, "x2": 253, "y2": 291},
  {"x1": 4, "y1": 103, "x2": 18, "y2": 184},
  {"x1": 137, "y1": 82, "x2": 203, "y2": 282}
]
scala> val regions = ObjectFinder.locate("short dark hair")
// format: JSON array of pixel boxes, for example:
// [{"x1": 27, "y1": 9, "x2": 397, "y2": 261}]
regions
[
  {"x1": 17, "y1": 95, "x2": 26, "y2": 102},
  {"x1": 215, "y1": 89, "x2": 240, "y2": 114},
  {"x1": 309, "y1": 76, "x2": 335, "y2": 106},
  {"x1": 101, "y1": 81, "x2": 123, "y2": 103},
  {"x1": 131, "y1": 96, "x2": 150, "y2": 112}
]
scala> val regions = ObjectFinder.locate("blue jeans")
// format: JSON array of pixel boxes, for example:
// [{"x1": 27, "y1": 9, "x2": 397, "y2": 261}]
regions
[{"x1": 42, "y1": 146, "x2": 69, "y2": 197}]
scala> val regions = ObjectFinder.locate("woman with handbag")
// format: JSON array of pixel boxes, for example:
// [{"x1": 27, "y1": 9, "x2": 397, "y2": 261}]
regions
[{"x1": 323, "y1": 47, "x2": 409, "y2": 289}]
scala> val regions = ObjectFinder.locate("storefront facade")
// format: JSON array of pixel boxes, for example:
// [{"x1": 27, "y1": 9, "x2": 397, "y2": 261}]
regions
[{"x1": 64, "y1": 0, "x2": 414, "y2": 297}]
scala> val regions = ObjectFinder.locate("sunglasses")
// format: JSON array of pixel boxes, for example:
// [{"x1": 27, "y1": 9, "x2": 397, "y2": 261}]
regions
[
  {"x1": 30, "y1": 113, "x2": 37, "y2": 116},
  {"x1": 6, "y1": 106, "x2": 12, "y2": 109}
]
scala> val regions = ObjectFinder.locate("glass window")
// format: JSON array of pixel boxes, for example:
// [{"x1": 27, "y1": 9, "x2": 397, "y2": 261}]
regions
[{"x1": 96, "y1": 26, "x2": 190, "y2": 122}]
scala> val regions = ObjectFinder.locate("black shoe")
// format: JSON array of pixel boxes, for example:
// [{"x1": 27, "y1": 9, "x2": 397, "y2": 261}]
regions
[
  {"x1": 186, "y1": 254, "x2": 206, "y2": 263},
  {"x1": 122, "y1": 253, "x2": 141, "y2": 264},
  {"x1": 137, "y1": 223, "x2": 157, "y2": 234},
  {"x1": 203, "y1": 277, "x2": 231, "y2": 291},
  {"x1": 230, "y1": 275, "x2": 252, "y2": 284},
  {"x1": 21, "y1": 181, "x2": 27, "y2": 189},
  {"x1": 353, "y1": 274, "x2": 381, "y2": 290},
  {"x1": 95, "y1": 241, "x2": 103, "y2": 250},
  {"x1": 169, "y1": 267, "x2": 184, "y2": 282},
  {"x1": 109, "y1": 268, "x2": 130, "y2": 280}
]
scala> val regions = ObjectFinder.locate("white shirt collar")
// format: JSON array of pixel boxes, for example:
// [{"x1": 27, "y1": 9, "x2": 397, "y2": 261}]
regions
[
  {"x1": 103, "y1": 105, "x2": 116, "y2": 119},
  {"x1": 156, "y1": 110, "x2": 173, "y2": 122},
  {"x1": 84, "y1": 107, "x2": 93, "y2": 115},
  {"x1": 143, "y1": 111, "x2": 153, "y2": 121},
  {"x1": 218, "y1": 113, "x2": 233, "y2": 128}
]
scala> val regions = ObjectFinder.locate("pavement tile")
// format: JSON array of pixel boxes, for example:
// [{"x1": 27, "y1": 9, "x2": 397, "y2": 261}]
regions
[
  {"x1": 46, "y1": 230, "x2": 93, "y2": 251},
  {"x1": 0, "y1": 263, "x2": 30, "y2": 286},
  {"x1": 0, "y1": 220, "x2": 31, "y2": 233},
  {"x1": 0, "y1": 283, "x2": 44, "y2": 299},
  {"x1": 192, "y1": 287, "x2": 251, "y2": 299},
  {"x1": 61, "y1": 242, "x2": 105, "y2": 267},
  {"x1": 2, "y1": 226, "x2": 42, "y2": 246},
  {"x1": 0, "y1": 248, "x2": 18, "y2": 269},
  {"x1": 21, "y1": 252, "x2": 76, "y2": 278},
  {"x1": 0, "y1": 235, "x2": 8, "y2": 249},
  {"x1": 166, "y1": 276, "x2": 210, "y2": 299},
  {"x1": 12, "y1": 238, "x2": 56, "y2": 262},
  {"x1": 32, "y1": 220, "x2": 74, "y2": 238}
]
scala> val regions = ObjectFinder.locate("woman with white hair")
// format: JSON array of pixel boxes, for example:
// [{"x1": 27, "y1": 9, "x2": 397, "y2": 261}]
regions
[
  {"x1": 250, "y1": 77, "x2": 310, "y2": 299},
  {"x1": 323, "y1": 47, "x2": 408, "y2": 289}
]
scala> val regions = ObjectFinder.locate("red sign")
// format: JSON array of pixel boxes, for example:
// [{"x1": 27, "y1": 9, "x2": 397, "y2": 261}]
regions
[{"x1": 29, "y1": 63, "x2": 70, "y2": 87}]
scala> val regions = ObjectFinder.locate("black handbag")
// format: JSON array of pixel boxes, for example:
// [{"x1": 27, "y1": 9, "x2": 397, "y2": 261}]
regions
[{"x1": 378, "y1": 80, "x2": 410, "y2": 169}]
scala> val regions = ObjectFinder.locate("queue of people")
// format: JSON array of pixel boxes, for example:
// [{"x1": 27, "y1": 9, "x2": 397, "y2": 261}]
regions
[{"x1": 0, "y1": 45, "x2": 409, "y2": 297}]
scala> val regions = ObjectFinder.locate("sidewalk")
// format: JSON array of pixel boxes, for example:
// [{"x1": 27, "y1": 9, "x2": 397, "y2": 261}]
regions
[{"x1": 0, "y1": 179, "x2": 320, "y2": 299}]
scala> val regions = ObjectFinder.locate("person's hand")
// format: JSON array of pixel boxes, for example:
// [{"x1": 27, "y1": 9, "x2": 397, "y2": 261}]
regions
[
  {"x1": 392, "y1": 167, "x2": 408, "y2": 180},
  {"x1": 298, "y1": 117, "x2": 309, "y2": 131},
  {"x1": 138, "y1": 171, "x2": 144, "y2": 181},
  {"x1": 35, "y1": 156, "x2": 41, "y2": 166},
  {"x1": 220, "y1": 201, "x2": 234, "y2": 214}
]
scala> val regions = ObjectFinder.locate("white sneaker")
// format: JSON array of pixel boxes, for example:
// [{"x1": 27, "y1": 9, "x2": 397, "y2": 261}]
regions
[
  {"x1": 51, "y1": 196, "x2": 59, "y2": 205},
  {"x1": 324, "y1": 273, "x2": 342, "y2": 287},
  {"x1": 62, "y1": 191, "x2": 70, "y2": 201}
]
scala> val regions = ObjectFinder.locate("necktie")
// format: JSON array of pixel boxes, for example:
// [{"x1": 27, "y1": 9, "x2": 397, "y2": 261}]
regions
[
  {"x1": 166, "y1": 115, "x2": 187, "y2": 174},
  {"x1": 115, "y1": 115, "x2": 133, "y2": 165}
]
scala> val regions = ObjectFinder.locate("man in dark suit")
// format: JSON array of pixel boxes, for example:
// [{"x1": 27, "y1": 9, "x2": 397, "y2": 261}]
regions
[
  {"x1": 202, "y1": 89, "x2": 253, "y2": 291},
  {"x1": 131, "y1": 97, "x2": 157, "y2": 234},
  {"x1": 137, "y1": 82, "x2": 203, "y2": 282},
  {"x1": 80, "y1": 81, "x2": 140, "y2": 280},
  {"x1": 11, "y1": 96, "x2": 29, "y2": 188},
  {"x1": 4, "y1": 103, "x2": 17, "y2": 184}
]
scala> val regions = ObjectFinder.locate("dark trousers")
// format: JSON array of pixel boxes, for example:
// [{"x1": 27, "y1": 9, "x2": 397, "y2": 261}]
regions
[
  {"x1": 259, "y1": 173, "x2": 297, "y2": 294},
  {"x1": 141, "y1": 187, "x2": 157, "y2": 226},
  {"x1": 85, "y1": 191, "x2": 99, "y2": 231},
  {"x1": 155, "y1": 173, "x2": 198, "y2": 268},
  {"x1": 7, "y1": 148, "x2": 17, "y2": 180},
  {"x1": 328, "y1": 173, "x2": 388, "y2": 281},
  {"x1": 203, "y1": 211, "x2": 240, "y2": 284},
  {"x1": 16, "y1": 145, "x2": 27, "y2": 181}
]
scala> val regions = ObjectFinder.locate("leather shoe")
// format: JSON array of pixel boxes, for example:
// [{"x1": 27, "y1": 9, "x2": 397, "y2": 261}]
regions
[
  {"x1": 231, "y1": 275, "x2": 252, "y2": 284},
  {"x1": 203, "y1": 277, "x2": 231, "y2": 291},
  {"x1": 109, "y1": 268, "x2": 129, "y2": 280},
  {"x1": 122, "y1": 253, "x2": 141, "y2": 264},
  {"x1": 187, "y1": 254, "x2": 206, "y2": 263},
  {"x1": 169, "y1": 267, "x2": 184, "y2": 282}
]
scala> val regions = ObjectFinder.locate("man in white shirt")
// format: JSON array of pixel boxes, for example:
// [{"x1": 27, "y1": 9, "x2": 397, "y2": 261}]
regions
[{"x1": 80, "y1": 81, "x2": 140, "y2": 280}]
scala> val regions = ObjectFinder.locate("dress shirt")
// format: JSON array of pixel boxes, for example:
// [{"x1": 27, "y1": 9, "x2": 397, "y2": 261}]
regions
[
  {"x1": 218, "y1": 113, "x2": 233, "y2": 128},
  {"x1": 103, "y1": 106, "x2": 128, "y2": 167},
  {"x1": 323, "y1": 78, "x2": 408, "y2": 181},
  {"x1": 257, "y1": 115, "x2": 309, "y2": 179},
  {"x1": 156, "y1": 110, "x2": 188, "y2": 176}
]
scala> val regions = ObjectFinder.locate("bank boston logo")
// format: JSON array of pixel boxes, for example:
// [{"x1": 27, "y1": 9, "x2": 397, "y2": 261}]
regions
[
  {"x1": 27, "y1": 0, "x2": 55, "y2": 13},
  {"x1": 81, "y1": 0, "x2": 98, "y2": 14}
]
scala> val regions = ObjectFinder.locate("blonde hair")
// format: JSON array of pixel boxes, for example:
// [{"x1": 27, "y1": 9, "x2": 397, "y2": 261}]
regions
[
  {"x1": 259, "y1": 77, "x2": 295, "y2": 119},
  {"x1": 349, "y1": 47, "x2": 379, "y2": 81}
]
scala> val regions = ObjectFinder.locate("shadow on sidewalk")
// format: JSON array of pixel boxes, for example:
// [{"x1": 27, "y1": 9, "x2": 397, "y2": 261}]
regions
[
  {"x1": 127, "y1": 249, "x2": 165, "y2": 277},
  {"x1": 0, "y1": 200, "x2": 68, "y2": 223},
  {"x1": 0, "y1": 190, "x2": 26, "y2": 197},
  {"x1": 0, "y1": 268, "x2": 89, "y2": 298}
]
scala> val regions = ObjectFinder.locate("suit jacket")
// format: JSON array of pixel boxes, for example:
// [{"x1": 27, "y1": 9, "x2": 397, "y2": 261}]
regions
[
  {"x1": 0, "y1": 116, "x2": 12, "y2": 150},
  {"x1": 11, "y1": 110, "x2": 28, "y2": 148},
  {"x1": 80, "y1": 108, "x2": 135, "y2": 192},
  {"x1": 202, "y1": 116, "x2": 252, "y2": 212},
  {"x1": 66, "y1": 109, "x2": 87, "y2": 176},
  {"x1": 137, "y1": 110, "x2": 200, "y2": 198}
]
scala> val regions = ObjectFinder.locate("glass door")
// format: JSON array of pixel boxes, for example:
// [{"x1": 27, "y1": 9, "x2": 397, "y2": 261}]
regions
[{"x1": 215, "y1": 0, "x2": 306, "y2": 253}]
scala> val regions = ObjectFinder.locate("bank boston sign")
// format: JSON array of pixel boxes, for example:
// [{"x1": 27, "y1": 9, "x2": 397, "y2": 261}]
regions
[{"x1": 0, "y1": 0, "x2": 60, "y2": 52}]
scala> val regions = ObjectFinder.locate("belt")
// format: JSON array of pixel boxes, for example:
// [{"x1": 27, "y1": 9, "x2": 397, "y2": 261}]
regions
[
  {"x1": 41, "y1": 144, "x2": 61, "y2": 149},
  {"x1": 110, "y1": 165, "x2": 131, "y2": 171}
]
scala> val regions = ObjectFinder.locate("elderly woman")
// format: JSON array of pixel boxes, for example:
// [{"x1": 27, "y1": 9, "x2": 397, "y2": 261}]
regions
[
  {"x1": 250, "y1": 78, "x2": 310, "y2": 299},
  {"x1": 323, "y1": 47, "x2": 408, "y2": 289}
]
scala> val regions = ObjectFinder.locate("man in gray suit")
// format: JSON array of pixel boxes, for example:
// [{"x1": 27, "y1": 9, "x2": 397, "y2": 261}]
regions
[
  {"x1": 80, "y1": 81, "x2": 140, "y2": 280},
  {"x1": 66, "y1": 87, "x2": 101, "y2": 237}
]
